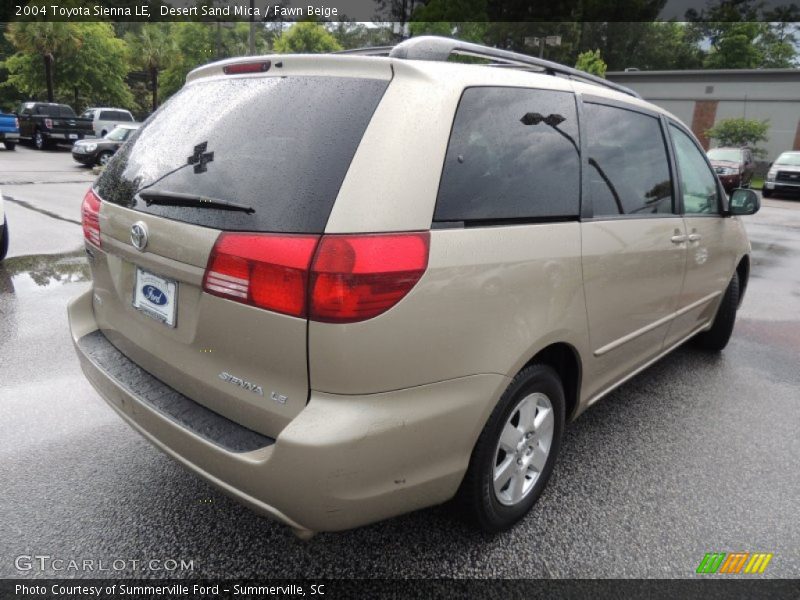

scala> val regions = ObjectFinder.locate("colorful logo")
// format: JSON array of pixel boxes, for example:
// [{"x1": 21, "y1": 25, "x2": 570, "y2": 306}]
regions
[{"x1": 696, "y1": 552, "x2": 773, "y2": 574}]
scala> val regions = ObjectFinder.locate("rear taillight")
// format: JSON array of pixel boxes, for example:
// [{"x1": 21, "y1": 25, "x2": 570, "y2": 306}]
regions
[
  {"x1": 81, "y1": 188, "x2": 101, "y2": 247},
  {"x1": 309, "y1": 233, "x2": 430, "y2": 323},
  {"x1": 14, "y1": 117, "x2": 19, "y2": 129},
  {"x1": 202, "y1": 232, "x2": 430, "y2": 323},
  {"x1": 203, "y1": 233, "x2": 320, "y2": 318},
  {"x1": 44, "y1": 118, "x2": 53, "y2": 129}
]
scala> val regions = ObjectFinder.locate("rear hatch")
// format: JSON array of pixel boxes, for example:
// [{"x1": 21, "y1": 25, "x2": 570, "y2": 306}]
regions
[{"x1": 86, "y1": 61, "x2": 390, "y2": 438}]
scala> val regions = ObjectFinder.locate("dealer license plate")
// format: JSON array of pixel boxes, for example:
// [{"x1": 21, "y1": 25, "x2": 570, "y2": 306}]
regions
[{"x1": 132, "y1": 268, "x2": 177, "y2": 327}]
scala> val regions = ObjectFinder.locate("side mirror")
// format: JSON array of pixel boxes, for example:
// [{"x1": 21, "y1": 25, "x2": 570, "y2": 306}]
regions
[{"x1": 729, "y1": 188, "x2": 760, "y2": 216}]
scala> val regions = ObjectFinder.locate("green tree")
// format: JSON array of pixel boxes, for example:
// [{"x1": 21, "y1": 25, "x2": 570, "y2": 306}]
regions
[
  {"x1": 126, "y1": 23, "x2": 176, "y2": 112},
  {"x1": 690, "y1": 1, "x2": 798, "y2": 69},
  {"x1": 60, "y1": 22, "x2": 132, "y2": 110},
  {"x1": 706, "y1": 118, "x2": 769, "y2": 157},
  {"x1": 160, "y1": 23, "x2": 216, "y2": 101},
  {"x1": 273, "y1": 22, "x2": 342, "y2": 54},
  {"x1": 575, "y1": 49, "x2": 607, "y2": 77},
  {"x1": 330, "y1": 21, "x2": 394, "y2": 49},
  {"x1": 4, "y1": 22, "x2": 132, "y2": 111},
  {"x1": 4, "y1": 21, "x2": 81, "y2": 102},
  {"x1": 703, "y1": 22, "x2": 765, "y2": 69},
  {"x1": 409, "y1": 0, "x2": 488, "y2": 43},
  {"x1": 627, "y1": 22, "x2": 704, "y2": 70}
]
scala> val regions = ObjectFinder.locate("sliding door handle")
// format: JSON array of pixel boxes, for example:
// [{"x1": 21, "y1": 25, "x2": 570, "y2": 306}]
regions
[{"x1": 671, "y1": 234, "x2": 687, "y2": 244}]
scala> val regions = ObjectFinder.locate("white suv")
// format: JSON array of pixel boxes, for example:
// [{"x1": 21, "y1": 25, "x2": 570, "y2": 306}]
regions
[{"x1": 81, "y1": 107, "x2": 137, "y2": 138}]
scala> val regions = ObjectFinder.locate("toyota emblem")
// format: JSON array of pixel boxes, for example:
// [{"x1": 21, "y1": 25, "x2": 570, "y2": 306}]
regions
[{"x1": 130, "y1": 222, "x2": 148, "y2": 251}]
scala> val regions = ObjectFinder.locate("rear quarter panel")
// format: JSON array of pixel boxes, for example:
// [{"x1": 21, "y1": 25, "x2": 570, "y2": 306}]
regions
[{"x1": 309, "y1": 223, "x2": 588, "y2": 395}]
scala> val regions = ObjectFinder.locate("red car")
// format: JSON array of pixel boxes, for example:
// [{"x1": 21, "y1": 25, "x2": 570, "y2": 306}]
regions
[{"x1": 707, "y1": 147, "x2": 755, "y2": 192}]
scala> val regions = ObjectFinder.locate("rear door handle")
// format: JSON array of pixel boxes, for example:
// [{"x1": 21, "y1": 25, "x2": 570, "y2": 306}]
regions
[{"x1": 671, "y1": 235, "x2": 687, "y2": 244}]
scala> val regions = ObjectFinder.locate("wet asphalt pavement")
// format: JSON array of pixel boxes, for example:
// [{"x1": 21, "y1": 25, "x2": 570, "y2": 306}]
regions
[{"x1": 1, "y1": 145, "x2": 798, "y2": 579}]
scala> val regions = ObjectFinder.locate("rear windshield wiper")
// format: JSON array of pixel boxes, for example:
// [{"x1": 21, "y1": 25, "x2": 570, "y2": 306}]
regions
[{"x1": 138, "y1": 190, "x2": 255, "y2": 214}]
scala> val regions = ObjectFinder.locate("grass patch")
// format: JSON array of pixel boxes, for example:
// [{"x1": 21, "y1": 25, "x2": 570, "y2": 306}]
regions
[{"x1": 751, "y1": 176, "x2": 764, "y2": 190}]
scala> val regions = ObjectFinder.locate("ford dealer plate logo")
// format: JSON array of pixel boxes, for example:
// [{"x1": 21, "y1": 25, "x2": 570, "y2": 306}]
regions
[{"x1": 142, "y1": 285, "x2": 167, "y2": 306}]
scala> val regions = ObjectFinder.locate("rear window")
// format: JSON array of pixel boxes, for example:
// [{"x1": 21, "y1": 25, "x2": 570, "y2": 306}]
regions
[
  {"x1": 55, "y1": 105, "x2": 76, "y2": 117},
  {"x1": 96, "y1": 76, "x2": 388, "y2": 233}
]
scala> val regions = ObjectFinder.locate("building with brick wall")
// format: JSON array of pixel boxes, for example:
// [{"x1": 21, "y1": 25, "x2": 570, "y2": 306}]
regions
[{"x1": 606, "y1": 69, "x2": 800, "y2": 165}]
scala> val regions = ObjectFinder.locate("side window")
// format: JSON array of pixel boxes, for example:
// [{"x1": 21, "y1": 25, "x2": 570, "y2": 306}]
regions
[
  {"x1": 583, "y1": 102, "x2": 673, "y2": 217},
  {"x1": 434, "y1": 86, "x2": 580, "y2": 222},
  {"x1": 669, "y1": 125, "x2": 720, "y2": 215},
  {"x1": 120, "y1": 111, "x2": 133, "y2": 121},
  {"x1": 100, "y1": 111, "x2": 113, "y2": 120}
]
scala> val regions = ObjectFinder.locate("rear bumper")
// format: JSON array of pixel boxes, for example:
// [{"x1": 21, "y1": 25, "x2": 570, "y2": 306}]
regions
[
  {"x1": 0, "y1": 132, "x2": 19, "y2": 141},
  {"x1": 68, "y1": 288, "x2": 508, "y2": 533},
  {"x1": 45, "y1": 131, "x2": 89, "y2": 141},
  {"x1": 765, "y1": 180, "x2": 800, "y2": 192}
]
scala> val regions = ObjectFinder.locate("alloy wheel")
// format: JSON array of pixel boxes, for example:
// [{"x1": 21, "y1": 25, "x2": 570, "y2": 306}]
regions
[{"x1": 493, "y1": 392, "x2": 554, "y2": 506}]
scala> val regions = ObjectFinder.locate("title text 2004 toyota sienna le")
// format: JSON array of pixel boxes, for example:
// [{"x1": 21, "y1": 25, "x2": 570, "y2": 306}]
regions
[{"x1": 69, "y1": 37, "x2": 760, "y2": 537}]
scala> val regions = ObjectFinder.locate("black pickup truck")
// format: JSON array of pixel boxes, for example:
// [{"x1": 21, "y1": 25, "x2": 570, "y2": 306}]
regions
[{"x1": 17, "y1": 102, "x2": 94, "y2": 150}]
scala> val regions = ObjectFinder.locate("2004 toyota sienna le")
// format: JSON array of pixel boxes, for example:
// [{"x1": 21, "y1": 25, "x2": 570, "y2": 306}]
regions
[{"x1": 68, "y1": 37, "x2": 760, "y2": 537}]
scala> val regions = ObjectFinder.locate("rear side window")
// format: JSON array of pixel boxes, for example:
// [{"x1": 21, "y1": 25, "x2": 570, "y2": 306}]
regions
[
  {"x1": 57, "y1": 105, "x2": 76, "y2": 117},
  {"x1": 96, "y1": 76, "x2": 388, "y2": 233},
  {"x1": 434, "y1": 87, "x2": 580, "y2": 222},
  {"x1": 583, "y1": 102, "x2": 672, "y2": 217}
]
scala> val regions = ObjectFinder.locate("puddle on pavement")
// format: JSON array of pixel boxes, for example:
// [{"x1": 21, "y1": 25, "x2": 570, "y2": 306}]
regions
[
  {"x1": 0, "y1": 249, "x2": 89, "y2": 295},
  {"x1": 749, "y1": 240, "x2": 795, "y2": 275},
  {"x1": 750, "y1": 240, "x2": 792, "y2": 256}
]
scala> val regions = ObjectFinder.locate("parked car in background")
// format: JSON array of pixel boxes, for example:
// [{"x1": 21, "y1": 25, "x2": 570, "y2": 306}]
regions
[
  {"x1": 69, "y1": 37, "x2": 760, "y2": 537},
  {"x1": 72, "y1": 124, "x2": 140, "y2": 167},
  {"x1": 81, "y1": 107, "x2": 137, "y2": 138},
  {"x1": 0, "y1": 112, "x2": 19, "y2": 150},
  {"x1": 763, "y1": 151, "x2": 800, "y2": 198},
  {"x1": 707, "y1": 147, "x2": 755, "y2": 192},
  {"x1": 0, "y1": 190, "x2": 9, "y2": 261},
  {"x1": 17, "y1": 102, "x2": 94, "y2": 150}
]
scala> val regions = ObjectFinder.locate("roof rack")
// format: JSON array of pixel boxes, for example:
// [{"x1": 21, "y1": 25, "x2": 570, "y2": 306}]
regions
[
  {"x1": 379, "y1": 36, "x2": 641, "y2": 99},
  {"x1": 333, "y1": 46, "x2": 393, "y2": 57}
]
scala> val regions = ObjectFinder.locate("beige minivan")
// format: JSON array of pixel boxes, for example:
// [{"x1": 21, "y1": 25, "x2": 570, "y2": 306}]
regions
[{"x1": 69, "y1": 37, "x2": 760, "y2": 537}]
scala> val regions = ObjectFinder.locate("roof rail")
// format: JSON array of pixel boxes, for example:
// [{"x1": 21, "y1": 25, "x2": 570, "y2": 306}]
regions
[
  {"x1": 333, "y1": 46, "x2": 393, "y2": 56},
  {"x1": 387, "y1": 36, "x2": 642, "y2": 99}
]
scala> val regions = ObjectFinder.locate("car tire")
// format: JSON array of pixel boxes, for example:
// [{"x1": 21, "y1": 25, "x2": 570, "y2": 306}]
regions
[
  {"x1": 762, "y1": 189, "x2": 773, "y2": 198},
  {"x1": 693, "y1": 272, "x2": 740, "y2": 352},
  {"x1": 4, "y1": 141, "x2": 15, "y2": 151},
  {"x1": 34, "y1": 131, "x2": 48, "y2": 150},
  {"x1": 0, "y1": 216, "x2": 9, "y2": 261},
  {"x1": 457, "y1": 363, "x2": 565, "y2": 532},
  {"x1": 96, "y1": 151, "x2": 113, "y2": 166}
]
